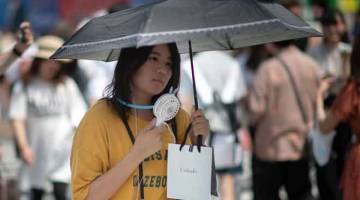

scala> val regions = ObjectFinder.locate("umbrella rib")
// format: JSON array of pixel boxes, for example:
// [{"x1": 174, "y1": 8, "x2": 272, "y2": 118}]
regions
[
  {"x1": 225, "y1": 34, "x2": 234, "y2": 50},
  {"x1": 210, "y1": 36, "x2": 228, "y2": 49},
  {"x1": 106, "y1": 49, "x2": 114, "y2": 62}
]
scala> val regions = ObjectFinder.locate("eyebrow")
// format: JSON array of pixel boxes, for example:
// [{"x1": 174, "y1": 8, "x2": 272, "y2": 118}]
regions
[{"x1": 150, "y1": 51, "x2": 172, "y2": 62}]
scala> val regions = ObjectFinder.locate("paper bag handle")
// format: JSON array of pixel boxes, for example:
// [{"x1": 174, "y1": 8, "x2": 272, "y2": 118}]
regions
[{"x1": 180, "y1": 123, "x2": 203, "y2": 152}]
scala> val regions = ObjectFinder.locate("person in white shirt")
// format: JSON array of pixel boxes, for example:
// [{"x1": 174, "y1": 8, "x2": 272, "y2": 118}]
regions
[{"x1": 9, "y1": 35, "x2": 87, "y2": 200}]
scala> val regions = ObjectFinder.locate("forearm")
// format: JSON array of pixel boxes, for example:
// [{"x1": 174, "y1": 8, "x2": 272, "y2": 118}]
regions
[
  {"x1": 86, "y1": 147, "x2": 144, "y2": 200},
  {"x1": 316, "y1": 89, "x2": 339, "y2": 134},
  {"x1": 319, "y1": 111, "x2": 340, "y2": 134},
  {"x1": 0, "y1": 52, "x2": 18, "y2": 75},
  {"x1": 10, "y1": 119, "x2": 28, "y2": 149}
]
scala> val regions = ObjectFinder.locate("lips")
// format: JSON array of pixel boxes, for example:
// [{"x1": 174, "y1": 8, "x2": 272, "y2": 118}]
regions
[{"x1": 152, "y1": 78, "x2": 165, "y2": 85}]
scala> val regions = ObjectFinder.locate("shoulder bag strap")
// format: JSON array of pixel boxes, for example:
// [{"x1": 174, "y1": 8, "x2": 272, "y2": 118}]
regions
[{"x1": 277, "y1": 57, "x2": 308, "y2": 124}]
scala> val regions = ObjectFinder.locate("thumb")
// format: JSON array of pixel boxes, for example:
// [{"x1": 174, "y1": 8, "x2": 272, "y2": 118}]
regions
[{"x1": 143, "y1": 118, "x2": 156, "y2": 131}]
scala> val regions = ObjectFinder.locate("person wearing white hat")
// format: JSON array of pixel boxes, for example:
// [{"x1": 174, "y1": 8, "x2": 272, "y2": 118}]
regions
[{"x1": 8, "y1": 35, "x2": 87, "y2": 200}]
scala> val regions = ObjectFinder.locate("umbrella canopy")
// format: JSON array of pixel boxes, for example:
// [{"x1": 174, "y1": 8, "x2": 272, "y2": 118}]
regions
[{"x1": 51, "y1": 0, "x2": 321, "y2": 61}]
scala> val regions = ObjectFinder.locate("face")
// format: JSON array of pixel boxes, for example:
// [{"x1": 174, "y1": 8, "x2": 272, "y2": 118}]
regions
[
  {"x1": 323, "y1": 24, "x2": 341, "y2": 44},
  {"x1": 335, "y1": 14, "x2": 346, "y2": 34},
  {"x1": 39, "y1": 60, "x2": 61, "y2": 81},
  {"x1": 131, "y1": 44, "x2": 173, "y2": 99}
]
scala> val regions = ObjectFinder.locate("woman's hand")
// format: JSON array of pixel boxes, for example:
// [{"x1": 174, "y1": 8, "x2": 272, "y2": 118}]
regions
[
  {"x1": 132, "y1": 119, "x2": 167, "y2": 160},
  {"x1": 20, "y1": 145, "x2": 34, "y2": 166},
  {"x1": 190, "y1": 109, "x2": 209, "y2": 143},
  {"x1": 14, "y1": 22, "x2": 33, "y2": 54}
]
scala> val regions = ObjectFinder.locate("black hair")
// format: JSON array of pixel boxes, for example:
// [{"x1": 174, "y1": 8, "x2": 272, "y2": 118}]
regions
[
  {"x1": 24, "y1": 58, "x2": 67, "y2": 85},
  {"x1": 0, "y1": 74, "x2": 4, "y2": 84},
  {"x1": 105, "y1": 43, "x2": 180, "y2": 120},
  {"x1": 282, "y1": 0, "x2": 300, "y2": 10},
  {"x1": 273, "y1": 39, "x2": 296, "y2": 48},
  {"x1": 246, "y1": 45, "x2": 270, "y2": 72},
  {"x1": 319, "y1": 11, "x2": 337, "y2": 26},
  {"x1": 107, "y1": 2, "x2": 130, "y2": 14}
]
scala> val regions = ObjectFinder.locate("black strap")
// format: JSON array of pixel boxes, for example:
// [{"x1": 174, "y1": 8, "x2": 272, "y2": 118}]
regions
[
  {"x1": 277, "y1": 57, "x2": 308, "y2": 124},
  {"x1": 180, "y1": 123, "x2": 192, "y2": 151},
  {"x1": 121, "y1": 117, "x2": 145, "y2": 200},
  {"x1": 170, "y1": 118, "x2": 178, "y2": 142}
]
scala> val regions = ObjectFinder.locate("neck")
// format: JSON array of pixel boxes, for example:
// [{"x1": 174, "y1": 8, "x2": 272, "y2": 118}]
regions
[
  {"x1": 131, "y1": 91, "x2": 152, "y2": 105},
  {"x1": 130, "y1": 96, "x2": 151, "y2": 105},
  {"x1": 132, "y1": 108, "x2": 153, "y2": 121},
  {"x1": 129, "y1": 92, "x2": 154, "y2": 120}
]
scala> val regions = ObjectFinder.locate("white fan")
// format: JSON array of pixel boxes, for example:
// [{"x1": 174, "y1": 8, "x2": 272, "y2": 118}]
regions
[{"x1": 153, "y1": 93, "x2": 180, "y2": 126}]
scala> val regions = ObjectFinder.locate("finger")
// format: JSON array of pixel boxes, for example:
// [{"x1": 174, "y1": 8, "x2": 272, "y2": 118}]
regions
[
  {"x1": 192, "y1": 118, "x2": 209, "y2": 125},
  {"x1": 191, "y1": 110, "x2": 205, "y2": 119},
  {"x1": 193, "y1": 125, "x2": 208, "y2": 133}
]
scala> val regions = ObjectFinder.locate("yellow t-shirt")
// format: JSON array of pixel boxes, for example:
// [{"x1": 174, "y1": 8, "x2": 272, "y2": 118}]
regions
[{"x1": 71, "y1": 100, "x2": 191, "y2": 200}]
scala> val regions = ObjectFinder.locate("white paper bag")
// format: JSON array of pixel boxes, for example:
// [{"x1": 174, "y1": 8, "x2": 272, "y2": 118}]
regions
[{"x1": 167, "y1": 144, "x2": 213, "y2": 200}]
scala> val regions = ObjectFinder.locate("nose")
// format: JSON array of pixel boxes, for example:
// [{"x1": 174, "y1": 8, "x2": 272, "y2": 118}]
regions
[{"x1": 156, "y1": 63, "x2": 170, "y2": 75}]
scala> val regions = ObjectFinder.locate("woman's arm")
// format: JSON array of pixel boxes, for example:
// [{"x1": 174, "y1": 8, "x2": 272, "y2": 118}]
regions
[
  {"x1": 316, "y1": 78, "x2": 340, "y2": 134},
  {"x1": 0, "y1": 22, "x2": 33, "y2": 75},
  {"x1": 10, "y1": 119, "x2": 33, "y2": 166},
  {"x1": 85, "y1": 147, "x2": 144, "y2": 200},
  {"x1": 319, "y1": 111, "x2": 340, "y2": 134},
  {"x1": 84, "y1": 119, "x2": 166, "y2": 200}
]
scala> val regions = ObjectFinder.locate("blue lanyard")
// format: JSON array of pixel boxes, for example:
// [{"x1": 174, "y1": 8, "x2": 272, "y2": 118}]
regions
[{"x1": 116, "y1": 98, "x2": 153, "y2": 110}]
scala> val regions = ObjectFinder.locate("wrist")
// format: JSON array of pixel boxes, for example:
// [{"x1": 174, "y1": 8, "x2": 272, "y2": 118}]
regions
[
  {"x1": 19, "y1": 143, "x2": 30, "y2": 151},
  {"x1": 129, "y1": 146, "x2": 145, "y2": 164}
]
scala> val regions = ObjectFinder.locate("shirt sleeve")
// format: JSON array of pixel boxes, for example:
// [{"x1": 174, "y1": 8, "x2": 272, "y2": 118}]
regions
[
  {"x1": 8, "y1": 81, "x2": 27, "y2": 120},
  {"x1": 70, "y1": 109, "x2": 109, "y2": 200}
]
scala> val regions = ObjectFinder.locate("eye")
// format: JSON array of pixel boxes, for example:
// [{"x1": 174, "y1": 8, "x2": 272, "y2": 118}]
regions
[
  {"x1": 148, "y1": 55, "x2": 158, "y2": 62},
  {"x1": 165, "y1": 62, "x2": 172, "y2": 68}
]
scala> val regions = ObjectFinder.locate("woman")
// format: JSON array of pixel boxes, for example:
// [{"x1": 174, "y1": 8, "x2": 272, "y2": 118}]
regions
[
  {"x1": 9, "y1": 35, "x2": 87, "y2": 200},
  {"x1": 70, "y1": 43, "x2": 209, "y2": 200},
  {"x1": 319, "y1": 35, "x2": 360, "y2": 200}
]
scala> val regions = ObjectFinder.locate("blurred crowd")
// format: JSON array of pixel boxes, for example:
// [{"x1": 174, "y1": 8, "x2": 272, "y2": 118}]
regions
[{"x1": 0, "y1": 0, "x2": 360, "y2": 200}]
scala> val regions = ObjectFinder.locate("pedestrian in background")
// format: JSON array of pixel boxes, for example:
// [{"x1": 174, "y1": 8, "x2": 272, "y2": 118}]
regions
[
  {"x1": 247, "y1": 40, "x2": 319, "y2": 200},
  {"x1": 9, "y1": 35, "x2": 87, "y2": 200}
]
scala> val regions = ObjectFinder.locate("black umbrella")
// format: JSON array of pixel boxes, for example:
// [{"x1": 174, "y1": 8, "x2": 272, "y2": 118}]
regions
[
  {"x1": 52, "y1": 0, "x2": 320, "y2": 61},
  {"x1": 51, "y1": 0, "x2": 320, "y2": 109},
  {"x1": 52, "y1": 0, "x2": 321, "y2": 151}
]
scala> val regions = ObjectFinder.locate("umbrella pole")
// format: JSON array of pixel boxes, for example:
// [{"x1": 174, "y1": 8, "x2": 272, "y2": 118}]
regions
[
  {"x1": 188, "y1": 41, "x2": 203, "y2": 148},
  {"x1": 188, "y1": 41, "x2": 199, "y2": 110}
]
